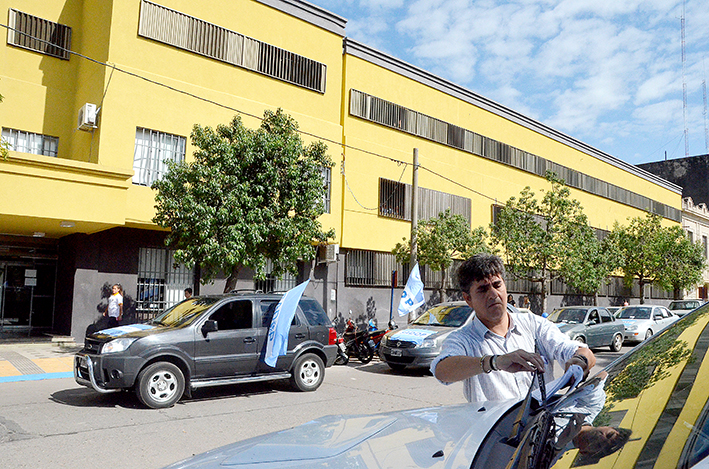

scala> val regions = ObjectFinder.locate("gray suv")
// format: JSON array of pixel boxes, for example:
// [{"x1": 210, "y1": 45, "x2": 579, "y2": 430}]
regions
[{"x1": 74, "y1": 293, "x2": 338, "y2": 408}]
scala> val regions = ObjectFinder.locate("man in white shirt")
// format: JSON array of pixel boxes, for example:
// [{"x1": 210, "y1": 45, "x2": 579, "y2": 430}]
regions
[{"x1": 431, "y1": 253, "x2": 595, "y2": 402}]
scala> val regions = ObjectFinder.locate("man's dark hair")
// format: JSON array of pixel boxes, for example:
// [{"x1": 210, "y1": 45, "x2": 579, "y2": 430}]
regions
[
  {"x1": 457, "y1": 253, "x2": 506, "y2": 293},
  {"x1": 184, "y1": 288, "x2": 193, "y2": 295}
]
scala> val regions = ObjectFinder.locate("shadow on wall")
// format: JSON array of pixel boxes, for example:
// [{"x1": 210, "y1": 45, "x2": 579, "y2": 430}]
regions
[{"x1": 84, "y1": 282, "x2": 138, "y2": 337}]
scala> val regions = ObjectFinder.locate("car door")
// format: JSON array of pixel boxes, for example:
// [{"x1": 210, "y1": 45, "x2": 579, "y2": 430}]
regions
[
  {"x1": 584, "y1": 309, "x2": 603, "y2": 347},
  {"x1": 597, "y1": 308, "x2": 617, "y2": 346},
  {"x1": 254, "y1": 299, "x2": 309, "y2": 372},
  {"x1": 194, "y1": 299, "x2": 260, "y2": 379}
]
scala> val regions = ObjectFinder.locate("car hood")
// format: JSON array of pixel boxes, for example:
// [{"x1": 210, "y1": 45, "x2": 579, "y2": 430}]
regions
[
  {"x1": 88, "y1": 323, "x2": 170, "y2": 341},
  {"x1": 165, "y1": 400, "x2": 518, "y2": 468},
  {"x1": 386, "y1": 325, "x2": 459, "y2": 344},
  {"x1": 554, "y1": 323, "x2": 582, "y2": 334}
]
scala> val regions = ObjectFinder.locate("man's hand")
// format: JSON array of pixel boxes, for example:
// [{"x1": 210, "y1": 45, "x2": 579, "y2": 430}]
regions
[
  {"x1": 564, "y1": 347, "x2": 596, "y2": 383},
  {"x1": 496, "y1": 349, "x2": 545, "y2": 373}
]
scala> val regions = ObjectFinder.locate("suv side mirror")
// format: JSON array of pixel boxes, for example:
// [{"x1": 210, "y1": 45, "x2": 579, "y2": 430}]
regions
[{"x1": 202, "y1": 319, "x2": 218, "y2": 337}]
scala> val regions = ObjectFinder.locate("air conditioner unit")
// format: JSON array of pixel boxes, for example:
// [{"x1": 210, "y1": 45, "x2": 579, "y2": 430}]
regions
[
  {"x1": 77, "y1": 103, "x2": 97, "y2": 131},
  {"x1": 318, "y1": 243, "x2": 339, "y2": 263}
]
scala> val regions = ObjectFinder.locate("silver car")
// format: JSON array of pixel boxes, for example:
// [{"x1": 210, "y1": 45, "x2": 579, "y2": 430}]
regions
[
  {"x1": 378, "y1": 301, "x2": 473, "y2": 371},
  {"x1": 617, "y1": 304, "x2": 679, "y2": 343},
  {"x1": 547, "y1": 306, "x2": 625, "y2": 351}
]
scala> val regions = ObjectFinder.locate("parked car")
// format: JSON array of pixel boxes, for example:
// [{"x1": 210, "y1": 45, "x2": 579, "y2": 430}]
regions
[
  {"x1": 669, "y1": 299, "x2": 704, "y2": 316},
  {"x1": 606, "y1": 306, "x2": 622, "y2": 317},
  {"x1": 546, "y1": 306, "x2": 624, "y2": 351},
  {"x1": 74, "y1": 293, "x2": 338, "y2": 408},
  {"x1": 164, "y1": 302, "x2": 709, "y2": 469},
  {"x1": 379, "y1": 301, "x2": 474, "y2": 371},
  {"x1": 616, "y1": 304, "x2": 680, "y2": 343}
]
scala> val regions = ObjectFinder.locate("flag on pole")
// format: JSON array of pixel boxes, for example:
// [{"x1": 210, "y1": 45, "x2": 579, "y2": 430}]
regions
[
  {"x1": 264, "y1": 279, "x2": 310, "y2": 367},
  {"x1": 398, "y1": 263, "x2": 425, "y2": 316}
]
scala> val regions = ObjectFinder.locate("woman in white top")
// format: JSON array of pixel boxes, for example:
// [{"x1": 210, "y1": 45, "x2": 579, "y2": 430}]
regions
[{"x1": 104, "y1": 283, "x2": 123, "y2": 328}]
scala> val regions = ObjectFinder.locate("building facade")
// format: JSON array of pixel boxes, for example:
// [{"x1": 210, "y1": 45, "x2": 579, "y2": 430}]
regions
[{"x1": 1, "y1": 0, "x2": 683, "y2": 340}]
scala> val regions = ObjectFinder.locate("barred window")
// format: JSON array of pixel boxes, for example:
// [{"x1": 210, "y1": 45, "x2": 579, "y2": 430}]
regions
[
  {"x1": 322, "y1": 166, "x2": 331, "y2": 214},
  {"x1": 132, "y1": 127, "x2": 186, "y2": 186},
  {"x1": 346, "y1": 249, "x2": 403, "y2": 287},
  {"x1": 379, "y1": 178, "x2": 409, "y2": 220},
  {"x1": 350, "y1": 89, "x2": 681, "y2": 223},
  {"x1": 7, "y1": 9, "x2": 71, "y2": 60},
  {"x1": 379, "y1": 177, "x2": 471, "y2": 223},
  {"x1": 253, "y1": 259, "x2": 297, "y2": 293},
  {"x1": 136, "y1": 248, "x2": 194, "y2": 320},
  {"x1": 1, "y1": 128, "x2": 58, "y2": 157},
  {"x1": 138, "y1": 0, "x2": 326, "y2": 93}
]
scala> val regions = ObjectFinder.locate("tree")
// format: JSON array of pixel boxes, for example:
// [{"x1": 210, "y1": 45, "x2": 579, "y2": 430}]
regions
[
  {"x1": 610, "y1": 213, "x2": 705, "y2": 302},
  {"x1": 152, "y1": 109, "x2": 334, "y2": 293},
  {"x1": 392, "y1": 209, "x2": 489, "y2": 302},
  {"x1": 490, "y1": 172, "x2": 598, "y2": 313}
]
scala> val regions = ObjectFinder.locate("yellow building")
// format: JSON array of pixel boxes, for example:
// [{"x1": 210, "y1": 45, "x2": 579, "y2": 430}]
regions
[{"x1": 0, "y1": 0, "x2": 682, "y2": 340}]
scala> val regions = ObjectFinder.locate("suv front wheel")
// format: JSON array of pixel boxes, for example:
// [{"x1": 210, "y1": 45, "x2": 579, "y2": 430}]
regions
[
  {"x1": 136, "y1": 362, "x2": 185, "y2": 409},
  {"x1": 290, "y1": 353, "x2": 324, "y2": 392}
]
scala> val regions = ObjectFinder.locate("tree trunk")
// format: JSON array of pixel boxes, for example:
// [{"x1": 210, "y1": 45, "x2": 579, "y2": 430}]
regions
[
  {"x1": 438, "y1": 268, "x2": 447, "y2": 304},
  {"x1": 541, "y1": 275, "x2": 549, "y2": 316},
  {"x1": 223, "y1": 265, "x2": 241, "y2": 293}
]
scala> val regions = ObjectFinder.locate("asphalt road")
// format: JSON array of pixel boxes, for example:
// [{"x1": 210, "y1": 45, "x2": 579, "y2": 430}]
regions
[{"x1": 0, "y1": 345, "x2": 632, "y2": 469}]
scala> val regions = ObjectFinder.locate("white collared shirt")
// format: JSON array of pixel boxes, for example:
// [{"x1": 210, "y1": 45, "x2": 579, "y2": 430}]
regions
[{"x1": 431, "y1": 309, "x2": 584, "y2": 403}]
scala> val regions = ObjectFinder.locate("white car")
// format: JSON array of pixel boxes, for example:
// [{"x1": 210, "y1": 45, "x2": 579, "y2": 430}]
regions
[
  {"x1": 617, "y1": 304, "x2": 679, "y2": 343},
  {"x1": 165, "y1": 303, "x2": 709, "y2": 468}
]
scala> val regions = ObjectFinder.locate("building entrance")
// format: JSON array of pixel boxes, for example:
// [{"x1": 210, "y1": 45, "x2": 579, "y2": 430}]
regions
[{"x1": 0, "y1": 262, "x2": 56, "y2": 337}]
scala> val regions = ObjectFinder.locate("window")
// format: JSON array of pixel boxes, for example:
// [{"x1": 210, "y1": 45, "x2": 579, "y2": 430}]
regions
[
  {"x1": 138, "y1": 0, "x2": 326, "y2": 93},
  {"x1": 132, "y1": 128, "x2": 186, "y2": 186},
  {"x1": 688, "y1": 230, "x2": 694, "y2": 243},
  {"x1": 253, "y1": 259, "x2": 297, "y2": 293},
  {"x1": 7, "y1": 9, "x2": 71, "y2": 60},
  {"x1": 322, "y1": 167, "x2": 331, "y2": 213},
  {"x1": 136, "y1": 247, "x2": 194, "y2": 320},
  {"x1": 209, "y1": 300, "x2": 253, "y2": 330},
  {"x1": 379, "y1": 178, "x2": 471, "y2": 223},
  {"x1": 1, "y1": 128, "x2": 58, "y2": 156},
  {"x1": 703, "y1": 236, "x2": 707, "y2": 259}
]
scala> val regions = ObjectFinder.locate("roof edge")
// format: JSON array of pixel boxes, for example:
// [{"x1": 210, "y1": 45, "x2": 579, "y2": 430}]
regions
[{"x1": 254, "y1": 0, "x2": 346, "y2": 36}]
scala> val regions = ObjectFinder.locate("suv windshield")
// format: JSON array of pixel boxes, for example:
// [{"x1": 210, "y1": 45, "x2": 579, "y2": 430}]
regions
[
  {"x1": 151, "y1": 297, "x2": 220, "y2": 327},
  {"x1": 547, "y1": 308, "x2": 587, "y2": 324},
  {"x1": 412, "y1": 304, "x2": 472, "y2": 327},
  {"x1": 618, "y1": 306, "x2": 651, "y2": 319}
]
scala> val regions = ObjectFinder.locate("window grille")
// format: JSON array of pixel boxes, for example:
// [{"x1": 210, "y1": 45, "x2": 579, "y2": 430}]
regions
[
  {"x1": 1, "y1": 128, "x2": 58, "y2": 157},
  {"x1": 350, "y1": 89, "x2": 681, "y2": 223},
  {"x1": 346, "y1": 250, "x2": 404, "y2": 287},
  {"x1": 321, "y1": 166, "x2": 331, "y2": 213},
  {"x1": 379, "y1": 178, "x2": 471, "y2": 223},
  {"x1": 132, "y1": 127, "x2": 186, "y2": 186},
  {"x1": 136, "y1": 247, "x2": 194, "y2": 321},
  {"x1": 253, "y1": 259, "x2": 297, "y2": 293},
  {"x1": 7, "y1": 9, "x2": 71, "y2": 60},
  {"x1": 138, "y1": 0, "x2": 326, "y2": 93}
]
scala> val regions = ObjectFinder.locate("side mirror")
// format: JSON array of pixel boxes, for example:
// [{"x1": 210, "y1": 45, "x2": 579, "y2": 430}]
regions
[
  {"x1": 654, "y1": 314, "x2": 663, "y2": 321},
  {"x1": 202, "y1": 319, "x2": 218, "y2": 337}
]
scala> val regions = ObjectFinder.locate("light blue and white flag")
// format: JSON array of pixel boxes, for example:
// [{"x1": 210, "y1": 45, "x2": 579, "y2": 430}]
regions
[
  {"x1": 398, "y1": 263, "x2": 425, "y2": 316},
  {"x1": 264, "y1": 279, "x2": 310, "y2": 367}
]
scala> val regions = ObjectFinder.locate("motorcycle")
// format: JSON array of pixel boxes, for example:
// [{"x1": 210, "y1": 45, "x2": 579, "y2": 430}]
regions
[
  {"x1": 334, "y1": 329, "x2": 349, "y2": 365},
  {"x1": 367, "y1": 319, "x2": 398, "y2": 356},
  {"x1": 343, "y1": 318, "x2": 375, "y2": 364}
]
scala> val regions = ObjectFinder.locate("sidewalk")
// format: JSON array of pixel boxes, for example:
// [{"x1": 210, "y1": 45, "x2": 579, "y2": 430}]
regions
[{"x1": 0, "y1": 337, "x2": 81, "y2": 383}]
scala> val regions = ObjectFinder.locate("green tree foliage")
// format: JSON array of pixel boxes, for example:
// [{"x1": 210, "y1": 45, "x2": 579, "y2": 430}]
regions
[
  {"x1": 490, "y1": 172, "x2": 604, "y2": 312},
  {"x1": 152, "y1": 109, "x2": 334, "y2": 292},
  {"x1": 609, "y1": 213, "x2": 705, "y2": 302},
  {"x1": 392, "y1": 209, "x2": 489, "y2": 301}
]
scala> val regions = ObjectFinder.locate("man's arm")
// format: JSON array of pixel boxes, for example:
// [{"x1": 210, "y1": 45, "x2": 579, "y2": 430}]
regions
[
  {"x1": 434, "y1": 350, "x2": 545, "y2": 383},
  {"x1": 564, "y1": 346, "x2": 596, "y2": 378}
]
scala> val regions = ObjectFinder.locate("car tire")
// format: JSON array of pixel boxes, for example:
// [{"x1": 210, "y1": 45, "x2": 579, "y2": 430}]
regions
[
  {"x1": 387, "y1": 363, "x2": 407, "y2": 372},
  {"x1": 610, "y1": 333, "x2": 623, "y2": 352},
  {"x1": 645, "y1": 330, "x2": 653, "y2": 341},
  {"x1": 136, "y1": 362, "x2": 185, "y2": 409},
  {"x1": 290, "y1": 353, "x2": 324, "y2": 392}
]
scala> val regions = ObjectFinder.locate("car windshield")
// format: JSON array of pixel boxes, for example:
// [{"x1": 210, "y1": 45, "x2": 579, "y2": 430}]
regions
[
  {"x1": 412, "y1": 304, "x2": 473, "y2": 327},
  {"x1": 670, "y1": 301, "x2": 698, "y2": 310},
  {"x1": 150, "y1": 297, "x2": 219, "y2": 327},
  {"x1": 547, "y1": 308, "x2": 587, "y2": 324},
  {"x1": 618, "y1": 306, "x2": 651, "y2": 319}
]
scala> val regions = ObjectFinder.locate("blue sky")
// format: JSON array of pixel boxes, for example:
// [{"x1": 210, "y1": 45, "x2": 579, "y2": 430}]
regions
[{"x1": 309, "y1": 0, "x2": 709, "y2": 165}]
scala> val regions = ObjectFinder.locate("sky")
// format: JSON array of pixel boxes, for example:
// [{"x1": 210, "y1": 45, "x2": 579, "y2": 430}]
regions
[{"x1": 309, "y1": 0, "x2": 709, "y2": 166}]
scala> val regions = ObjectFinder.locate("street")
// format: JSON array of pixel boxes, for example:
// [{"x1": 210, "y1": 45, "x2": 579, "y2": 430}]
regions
[{"x1": 0, "y1": 347, "x2": 630, "y2": 469}]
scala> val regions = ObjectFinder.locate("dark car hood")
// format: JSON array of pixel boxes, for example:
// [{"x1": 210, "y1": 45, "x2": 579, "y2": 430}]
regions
[{"x1": 88, "y1": 323, "x2": 171, "y2": 341}]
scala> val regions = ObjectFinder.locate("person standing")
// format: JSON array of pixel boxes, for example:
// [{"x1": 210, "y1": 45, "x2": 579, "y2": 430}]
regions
[
  {"x1": 104, "y1": 283, "x2": 123, "y2": 328},
  {"x1": 184, "y1": 287, "x2": 193, "y2": 299},
  {"x1": 431, "y1": 253, "x2": 595, "y2": 402}
]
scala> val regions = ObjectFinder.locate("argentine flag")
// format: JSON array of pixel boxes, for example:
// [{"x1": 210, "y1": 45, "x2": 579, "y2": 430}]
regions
[
  {"x1": 264, "y1": 279, "x2": 310, "y2": 367},
  {"x1": 398, "y1": 263, "x2": 425, "y2": 316}
]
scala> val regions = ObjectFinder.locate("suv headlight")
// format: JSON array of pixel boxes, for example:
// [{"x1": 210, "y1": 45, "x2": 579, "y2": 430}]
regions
[
  {"x1": 101, "y1": 338, "x2": 137, "y2": 354},
  {"x1": 420, "y1": 338, "x2": 437, "y2": 348}
]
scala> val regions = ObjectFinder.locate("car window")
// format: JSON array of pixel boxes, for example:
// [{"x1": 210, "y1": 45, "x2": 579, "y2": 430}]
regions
[
  {"x1": 412, "y1": 304, "x2": 473, "y2": 327},
  {"x1": 588, "y1": 310, "x2": 599, "y2": 324},
  {"x1": 151, "y1": 297, "x2": 220, "y2": 327},
  {"x1": 548, "y1": 308, "x2": 587, "y2": 324},
  {"x1": 619, "y1": 306, "x2": 651, "y2": 319},
  {"x1": 209, "y1": 300, "x2": 253, "y2": 330},
  {"x1": 298, "y1": 298, "x2": 331, "y2": 326},
  {"x1": 599, "y1": 309, "x2": 612, "y2": 323},
  {"x1": 260, "y1": 300, "x2": 299, "y2": 328}
]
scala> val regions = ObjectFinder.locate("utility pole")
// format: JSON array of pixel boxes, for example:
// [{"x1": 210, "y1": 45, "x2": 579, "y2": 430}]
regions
[{"x1": 409, "y1": 148, "x2": 419, "y2": 323}]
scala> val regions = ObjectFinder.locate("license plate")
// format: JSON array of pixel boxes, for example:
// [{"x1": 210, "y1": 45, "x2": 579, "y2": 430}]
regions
[{"x1": 390, "y1": 349, "x2": 402, "y2": 357}]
